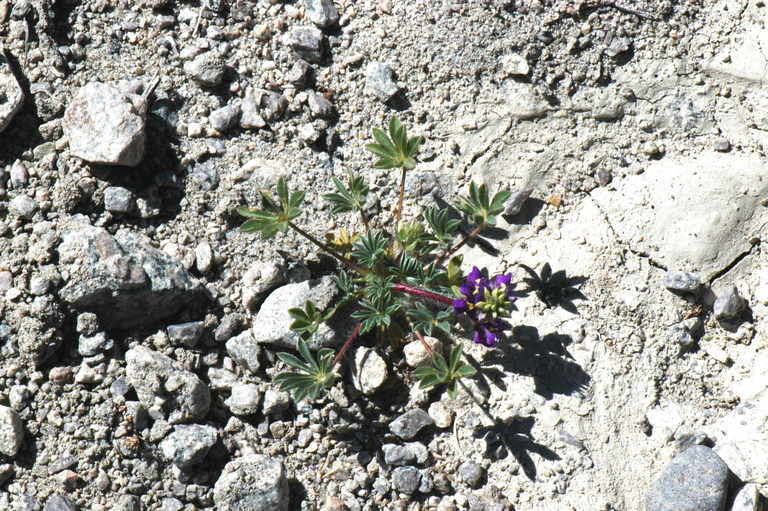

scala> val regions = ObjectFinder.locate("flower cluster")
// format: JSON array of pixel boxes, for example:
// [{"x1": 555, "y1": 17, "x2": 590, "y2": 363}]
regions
[{"x1": 453, "y1": 266, "x2": 515, "y2": 346}]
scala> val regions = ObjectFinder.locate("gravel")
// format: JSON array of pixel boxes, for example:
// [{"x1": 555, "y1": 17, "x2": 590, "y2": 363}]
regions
[
  {"x1": 366, "y1": 61, "x2": 399, "y2": 102},
  {"x1": 213, "y1": 455, "x2": 290, "y2": 511}
]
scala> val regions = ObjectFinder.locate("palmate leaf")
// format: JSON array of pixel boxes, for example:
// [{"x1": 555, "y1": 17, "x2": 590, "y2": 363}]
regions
[
  {"x1": 365, "y1": 116, "x2": 424, "y2": 170},
  {"x1": 288, "y1": 301, "x2": 334, "y2": 340},
  {"x1": 352, "y1": 231, "x2": 389, "y2": 269},
  {"x1": 238, "y1": 177, "x2": 305, "y2": 239},
  {"x1": 323, "y1": 175, "x2": 369, "y2": 214},
  {"x1": 413, "y1": 344, "x2": 476, "y2": 398},
  {"x1": 396, "y1": 221, "x2": 430, "y2": 256},
  {"x1": 457, "y1": 182, "x2": 512, "y2": 226},
  {"x1": 424, "y1": 207, "x2": 461, "y2": 246},
  {"x1": 275, "y1": 338, "x2": 336, "y2": 402},
  {"x1": 407, "y1": 302, "x2": 453, "y2": 336},
  {"x1": 351, "y1": 295, "x2": 401, "y2": 333}
]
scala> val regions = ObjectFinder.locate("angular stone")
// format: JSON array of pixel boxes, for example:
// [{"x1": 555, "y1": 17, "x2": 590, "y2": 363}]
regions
[
  {"x1": 351, "y1": 347, "x2": 388, "y2": 395},
  {"x1": 104, "y1": 186, "x2": 135, "y2": 214},
  {"x1": 251, "y1": 276, "x2": 337, "y2": 349},
  {"x1": 664, "y1": 271, "x2": 702, "y2": 295},
  {"x1": 383, "y1": 444, "x2": 416, "y2": 466},
  {"x1": 646, "y1": 445, "x2": 730, "y2": 511},
  {"x1": 184, "y1": 51, "x2": 225, "y2": 87},
  {"x1": 389, "y1": 409, "x2": 433, "y2": 440},
  {"x1": 284, "y1": 60, "x2": 311, "y2": 88},
  {"x1": 504, "y1": 189, "x2": 532, "y2": 216},
  {"x1": 43, "y1": 495, "x2": 77, "y2": 511},
  {"x1": 428, "y1": 402, "x2": 453, "y2": 429},
  {"x1": 241, "y1": 87, "x2": 267, "y2": 130},
  {"x1": 77, "y1": 332, "x2": 113, "y2": 356},
  {"x1": 0, "y1": 405, "x2": 23, "y2": 457},
  {"x1": 366, "y1": 62, "x2": 399, "y2": 102},
  {"x1": 125, "y1": 346, "x2": 210, "y2": 424},
  {"x1": 403, "y1": 337, "x2": 442, "y2": 368},
  {"x1": 160, "y1": 424, "x2": 218, "y2": 469},
  {"x1": 225, "y1": 383, "x2": 262, "y2": 416},
  {"x1": 262, "y1": 389, "x2": 290, "y2": 416},
  {"x1": 458, "y1": 461, "x2": 485, "y2": 488},
  {"x1": 713, "y1": 285, "x2": 745, "y2": 321},
  {"x1": 0, "y1": 50, "x2": 24, "y2": 133},
  {"x1": 9, "y1": 194, "x2": 38, "y2": 219},
  {"x1": 226, "y1": 330, "x2": 261, "y2": 373},
  {"x1": 391, "y1": 466, "x2": 420, "y2": 494},
  {"x1": 57, "y1": 222, "x2": 205, "y2": 328},
  {"x1": 167, "y1": 321, "x2": 205, "y2": 347},
  {"x1": 63, "y1": 82, "x2": 147, "y2": 166},
  {"x1": 209, "y1": 103, "x2": 240, "y2": 133},
  {"x1": 305, "y1": 0, "x2": 339, "y2": 28},
  {"x1": 287, "y1": 27, "x2": 324, "y2": 63},
  {"x1": 213, "y1": 455, "x2": 289, "y2": 511},
  {"x1": 499, "y1": 53, "x2": 529, "y2": 77}
]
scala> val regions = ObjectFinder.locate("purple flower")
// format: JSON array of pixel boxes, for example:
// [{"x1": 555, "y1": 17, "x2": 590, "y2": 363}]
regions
[{"x1": 453, "y1": 266, "x2": 515, "y2": 346}]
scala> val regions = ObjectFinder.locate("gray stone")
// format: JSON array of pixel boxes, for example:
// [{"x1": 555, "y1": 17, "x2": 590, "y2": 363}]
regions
[
  {"x1": 499, "y1": 53, "x2": 529, "y2": 77},
  {"x1": 261, "y1": 92, "x2": 287, "y2": 122},
  {"x1": 191, "y1": 162, "x2": 218, "y2": 190},
  {"x1": 76, "y1": 312, "x2": 99, "y2": 335},
  {"x1": 226, "y1": 330, "x2": 261, "y2": 372},
  {"x1": 0, "y1": 464, "x2": 13, "y2": 485},
  {"x1": 167, "y1": 321, "x2": 205, "y2": 347},
  {"x1": 389, "y1": 409, "x2": 433, "y2": 440},
  {"x1": 225, "y1": 383, "x2": 262, "y2": 416},
  {"x1": 77, "y1": 332, "x2": 113, "y2": 356},
  {"x1": 262, "y1": 389, "x2": 290, "y2": 416},
  {"x1": 663, "y1": 271, "x2": 702, "y2": 296},
  {"x1": 250, "y1": 276, "x2": 338, "y2": 349},
  {"x1": 305, "y1": 0, "x2": 339, "y2": 28},
  {"x1": 366, "y1": 62, "x2": 399, "y2": 102},
  {"x1": 0, "y1": 50, "x2": 24, "y2": 133},
  {"x1": 713, "y1": 138, "x2": 731, "y2": 152},
  {"x1": 458, "y1": 461, "x2": 485, "y2": 488},
  {"x1": 28, "y1": 274, "x2": 50, "y2": 296},
  {"x1": 284, "y1": 60, "x2": 311, "y2": 88},
  {"x1": 391, "y1": 466, "x2": 421, "y2": 494},
  {"x1": 43, "y1": 495, "x2": 77, "y2": 511},
  {"x1": 210, "y1": 103, "x2": 241, "y2": 133},
  {"x1": 125, "y1": 346, "x2": 210, "y2": 423},
  {"x1": 215, "y1": 314, "x2": 242, "y2": 343},
  {"x1": 213, "y1": 454, "x2": 290, "y2": 511},
  {"x1": 504, "y1": 189, "x2": 532, "y2": 216},
  {"x1": 713, "y1": 285, "x2": 745, "y2": 321},
  {"x1": 9, "y1": 194, "x2": 38, "y2": 219},
  {"x1": 605, "y1": 37, "x2": 631, "y2": 58},
  {"x1": 9, "y1": 160, "x2": 28, "y2": 188},
  {"x1": 8, "y1": 385, "x2": 29, "y2": 411},
  {"x1": 0, "y1": 405, "x2": 24, "y2": 457},
  {"x1": 57, "y1": 222, "x2": 204, "y2": 328},
  {"x1": 418, "y1": 470, "x2": 433, "y2": 493},
  {"x1": 287, "y1": 27, "x2": 324, "y2": 63},
  {"x1": 63, "y1": 82, "x2": 147, "y2": 166},
  {"x1": 241, "y1": 87, "x2": 267, "y2": 130},
  {"x1": 669, "y1": 324, "x2": 696, "y2": 351},
  {"x1": 403, "y1": 337, "x2": 441, "y2": 368},
  {"x1": 161, "y1": 498, "x2": 183, "y2": 511},
  {"x1": 351, "y1": 347, "x2": 388, "y2": 395},
  {"x1": 383, "y1": 444, "x2": 416, "y2": 466},
  {"x1": 298, "y1": 123, "x2": 320, "y2": 144},
  {"x1": 504, "y1": 82, "x2": 549, "y2": 120},
  {"x1": 307, "y1": 93, "x2": 334, "y2": 119},
  {"x1": 104, "y1": 186, "x2": 135, "y2": 214},
  {"x1": 731, "y1": 483, "x2": 762, "y2": 511},
  {"x1": 184, "y1": 51, "x2": 225, "y2": 87},
  {"x1": 160, "y1": 424, "x2": 217, "y2": 469},
  {"x1": 195, "y1": 241, "x2": 214, "y2": 273},
  {"x1": 645, "y1": 445, "x2": 729, "y2": 511},
  {"x1": 114, "y1": 495, "x2": 140, "y2": 511}
]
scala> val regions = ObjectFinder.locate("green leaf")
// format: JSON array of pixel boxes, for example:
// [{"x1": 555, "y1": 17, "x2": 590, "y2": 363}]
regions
[
  {"x1": 238, "y1": 177, "x2": 304, "y2": 238},
  {"x1": 365, "y1": 116, "x2": 423, "y2": 170},
  {"x1": 274, "y1": 338, "x2": 337, "y2": 402},
  {"x1": 352, "y1": 231, "x2": 389, "y2": 269}
]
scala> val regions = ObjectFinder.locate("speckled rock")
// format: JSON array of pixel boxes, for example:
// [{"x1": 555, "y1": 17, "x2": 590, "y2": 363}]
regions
[
  {"x1": 0, "y1": 405, "x2": 24, "y2": 457},
  {"x1": 305, "y1": 0, "x2": 339, "y2": 28},
  {"x1": 351, "y1": 347, "x2": 388, "y2": 395},
  {"x1": 213, "y1": 455, "x2": 289, "y2": 511},
  {"x1": 0, "y1": 50, "x2": 24, "y2": 133},
  {"x1": 389, "y1": 409, "x2": 434, "y2": 440}
]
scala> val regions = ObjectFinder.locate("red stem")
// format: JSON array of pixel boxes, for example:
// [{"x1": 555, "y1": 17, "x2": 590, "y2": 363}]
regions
[
  {"x1": 393, "y1": 282, "x2": 454, "y2": 306},
  {"x1": 333, "y1": 323, "x2": 362, "y2": 366}
]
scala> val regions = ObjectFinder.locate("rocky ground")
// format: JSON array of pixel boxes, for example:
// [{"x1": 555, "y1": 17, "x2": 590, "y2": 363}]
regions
[{"x1": 1, "y1": 0, "x2": 768, "y2": 510}]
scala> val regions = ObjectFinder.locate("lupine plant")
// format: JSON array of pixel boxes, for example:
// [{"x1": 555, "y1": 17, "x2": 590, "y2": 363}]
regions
[{"x1": 238, "y1": 117, "x2": 518, "y2": 401}]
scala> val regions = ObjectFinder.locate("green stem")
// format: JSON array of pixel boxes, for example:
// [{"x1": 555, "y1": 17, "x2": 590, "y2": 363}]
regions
[
  {"x1": 333, "y1": 323, "x2": 362, "y2": 366},
  {"x1": 434, "y1": 223, "x2": 485, "y2": 266},
  {"x1": 289, "y1": 222, "x2": 368, "y2": 274}
]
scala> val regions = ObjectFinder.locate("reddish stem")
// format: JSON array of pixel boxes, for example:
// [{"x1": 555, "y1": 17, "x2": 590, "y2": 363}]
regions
[
  {"x1": 332, "y1": 323, "x2": 363, "y2": 366},
  {"x1": 414, "y1": 330, "x2": 435, "y2": 356},
  {"x1": 393, "y1": 282, "x2": 454, "y2": 306}
]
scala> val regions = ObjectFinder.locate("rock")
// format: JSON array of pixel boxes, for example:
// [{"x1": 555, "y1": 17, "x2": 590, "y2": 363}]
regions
[
  {"x1": 307, "y1": 93, "x2": 334, "y2": 119},
  {"x1": 285, "y1": 60, "x2": 311, "y2": 88},
  {"x1": 43, "y1": 495, "x2": 77, "y2": 511},
  {"x1": 705, "y1": 389, "x2": 768, "y2": 493},
  {"x1": 76, "y1": 312, "x2": 100, "y2": 335},
  {"x1": 262, "y1": 389, "x2": 291, "y2": 416},
  {"x1": 428, "y1": 402, "x2": 453, "y2": 428},
  {"x1": 287, "y1": 27, "x2": 324, "y2": 63},
  {"x1": 645, "y1": 445, "x2": 729, "y2": 511},
  {"x1": 504, "y1": 82, "x2": 548, "y2": 120},
  {"x1": 0, "y1": 405, "x2": 24, "y2": 456},
  {"x1": 351, "y1": 347, "x2": 388, "y2": 395},
  {"x1": 0, "y1": 463, "x2": 13, "y2": 485},
  {"x1": 63, "y1": 82, "x2": 148, "y2": 166},
  {"x1": 298, "y1": 123, "x2": 320, "y2": 144},
  {"x1": 241, "y1": 87, "x2": 267, "y2": 130},
  {"x1": 160, "y1": 424, "x2": 217, "y2": 469},
  {"x1": 209, "y1": 103, "x2": 240, "y2": 133},
  {"x1": 9, "y1": 194, "x2": 38, "y2": 219},
  {"x1": 713, "y1": 285, "x2": 745, "y2": 321},
  {"x1": 195, "y1": 241, "x2": 214, "y2": 273},
  {"x1": 458, "y1": 461, "x2": 485, "y2": 488},
  {"x1": 77, "y1": 332, "x2": 113, "y2": 356},
  {"x1": 389, "y1": 409, "x2": 433, "y2": 440},
  {"x1": 251, "y1": 276, "x2": 338, "y2": 349},
  {"x1": 261, "y1": 92, "x2": 287, "y2": 122},
  {"x1": 191, "y1": 162, "x2": 218, "y2": 190},
  {"x1": 305, "y1": 0, "x2": 339, "y2": 28},
  {"x1": 225, "y1": 383, "x2": 262, "y2": 416},
  {"x1": 167, "y1": 321, "x2": 204, "y2": 347},
  {"x1": 214, "y1": 314, "x2": 242, "y2": 342},
  {"x1": 226, "y1": 330, "x2": 261, "y2": 373},
  {"x1": 391, "y1": 466, "x2": 421, "y2": 494},
  {"x1": 383, "y1": 444, "x2": 416, "y2": 466},
  {"x1": 184, "y1": 51, "x2": 225, "y2": 87},
  {"x1": 504, "y1": 189, "x2": 532, "y2": 216},
  {"x1": 663, "y1": 271, "x2": 702, "y2": 296},
  {"x1": 9, "y1": 160, "x2": 28, "y2": 188},
  {"x1": 498, "y1": 53, "x2": 529, "y2": 77},
  {"x1": 57, "y1": 222, "x2": 205, "y2": 328},
  {"x1": 104, "y1": 186, "x2": 135, "y2": 214},
  {"x1": 366, "y1": 62, "x2": 399, "y2": 102},
  {"x1": 731, "y1": 483, "x2": 762, "y2": 511},
  {"x1": 713, "y1": 138, "x2": 731, "y2": 152},
  {"x1": 114, "y1": 495, "x2": 140, "y2": 511},
  {"x1": 403, "y1": 337, "x2": 442, "y2": 368},
  {"x1": 213, "y1": 455, "x2": 290, "y2": 511},
  {"x1": 605, "y1": 37, "x2": 631, "y2": 58},
  {"x1": 125, "y1": 346, "x2": 210, "y2": 423},
  {"x1": 0, "y1": 50, "x2": 24, "y2": 133}
]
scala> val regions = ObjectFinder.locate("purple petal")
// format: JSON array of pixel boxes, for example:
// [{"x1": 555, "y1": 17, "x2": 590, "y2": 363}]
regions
[
  {"x1": 453, "y1": 299, "x2": 467, "y2": 312},
  {"x1": 467, "y1": 266, "x2": 482, "y2": 285},
  {"x1": 484, "y1": 329, "x2": 498, "y2": 346},
  {"x1": 459, "y1": 282, "x2": 475, "y2": 297},
  {"x1": 494, "y1": 273, "x2": 512, "y2": 287},
  {"x1": 472, "y1": 330, "x2": 482, "y2": 343}
]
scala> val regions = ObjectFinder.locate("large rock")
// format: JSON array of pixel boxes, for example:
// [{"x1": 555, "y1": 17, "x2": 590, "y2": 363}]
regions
[
  {"x1": 125, "y1": 346, "x2": 210, "y2": 424},
  {"x1": 645, "y1": 445, "x2": 730, "y2": 511},
  {"x1": 0, "y1": 405, "x2": 24, "y2": 457},
  {"x1": 251, "y1": 277, "x2": 337, "y2": 349},
  {"x1": 57, "y1": 222, "x2": 205, "y2": 328},
  {"x1": 160, "y1": 424, "x2": 218, "y2": 469},
  {"x1": 0, "y1": 50, "x2": 24, "y2": 133},
  {"x1": 590, "y1": 152, "x2": 768, "y2": 278},
  {"x1": 213, "y1": 455, "x2": 289, "y2": 511},
  {"x1": 706, "y1": 389, "x2": 768, "y2": 495},
  {"x1": 63, "y1": 82, "x2": 147, "y2": 166}
]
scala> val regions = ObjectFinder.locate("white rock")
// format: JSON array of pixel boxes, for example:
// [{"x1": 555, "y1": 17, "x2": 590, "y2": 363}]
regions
[
  {"x1": 403, "y1": 337, "x2": 442, "y2": 368},
  {"x1": 351, "y1": 347, "x2": 387, "y2": 395},
  {"x1": 0, "y1": 405, "x2": 23, "y2": 457},
  {"x1": 225, "y1": 383, "x2": 262, "y2": 416},
  {"x1": 499, "y1": 53, "x2": 529, "y2": 77},
  {"x1": 195, "y1": 241, "x2": 214, "y2": 273},
  {"x1": 428, "y1": 402, "x2": 453, "y2": 429}
]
